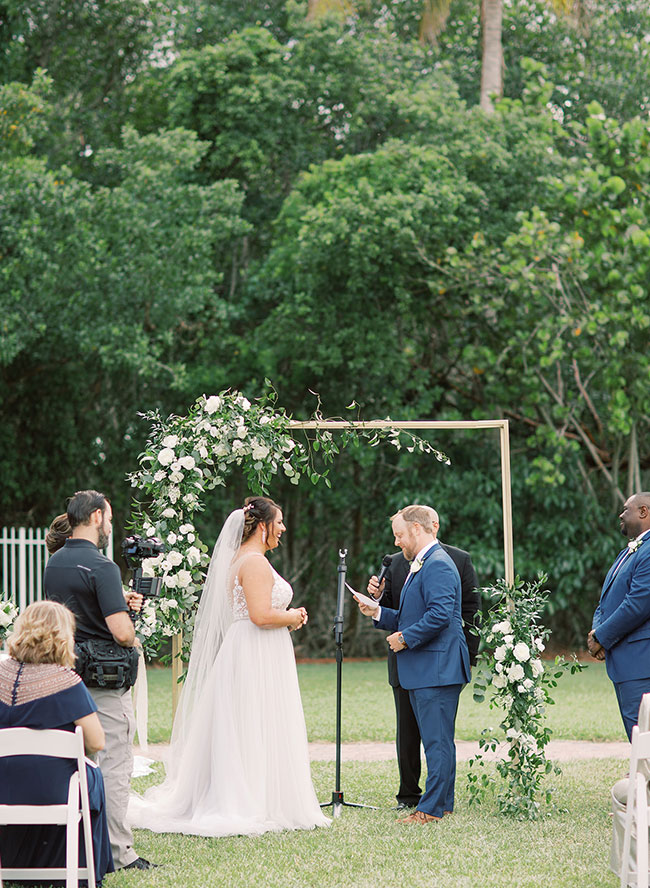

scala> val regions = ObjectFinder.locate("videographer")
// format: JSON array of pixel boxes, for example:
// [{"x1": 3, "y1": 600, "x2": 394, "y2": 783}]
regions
[{"x1": 44, "y1": 489, "x2": 155, "y2": 871}]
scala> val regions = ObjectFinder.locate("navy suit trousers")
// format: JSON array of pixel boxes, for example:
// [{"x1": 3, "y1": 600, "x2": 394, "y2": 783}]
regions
[
  {"x1": 614, "y1": 678, "x2": 650, "y2": 740},
  {"x1": 409, "y1": 684, "x2": 462, "y2": 817}
]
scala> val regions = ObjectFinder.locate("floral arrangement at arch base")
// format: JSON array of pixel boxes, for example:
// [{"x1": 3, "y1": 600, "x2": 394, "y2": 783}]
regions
[
  {"x1": 467, "y1": 574, "x2": 585, "y2": 820},
  {"x1": 0, "y1": 599, "x2": 19, "y2": 646},
  {"x1": 127, "y1": 385, "x2": 448, "y2": 657}
]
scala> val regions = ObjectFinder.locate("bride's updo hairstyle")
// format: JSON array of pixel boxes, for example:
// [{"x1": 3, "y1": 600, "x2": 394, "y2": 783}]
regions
[{"x1": 241, "y1": 496, "x2": 281, "y2": 543}]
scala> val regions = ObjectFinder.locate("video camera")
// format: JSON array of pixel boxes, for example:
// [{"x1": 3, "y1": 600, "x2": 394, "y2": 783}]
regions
[{"x1": 121, "y1": 535, "x2": 166, "y2": 606}]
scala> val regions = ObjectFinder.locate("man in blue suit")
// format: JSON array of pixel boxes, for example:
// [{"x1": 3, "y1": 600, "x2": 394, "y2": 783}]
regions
[
  {"x1": 356, "y1": 504, "x2": 471, "y2": 823},
  {"x1": 589, "y1": 492, "x2": 650, "y2": 739}
]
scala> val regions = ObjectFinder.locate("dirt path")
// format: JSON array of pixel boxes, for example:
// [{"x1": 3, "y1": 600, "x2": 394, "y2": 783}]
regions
[{"x1": 135, "y1": 739, "x2": 630, "y2": 764}]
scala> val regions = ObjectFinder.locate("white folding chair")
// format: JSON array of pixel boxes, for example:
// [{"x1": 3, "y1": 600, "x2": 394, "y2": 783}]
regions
[
  {"x1": 0, "y1": 725, "x2": 96, "y2": 888},
  {"x1": 621, "y1": 725, "x2": 650, "y2": 888}
]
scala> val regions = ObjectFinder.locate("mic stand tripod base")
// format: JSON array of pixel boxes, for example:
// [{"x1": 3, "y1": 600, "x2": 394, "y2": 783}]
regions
[{"x1": 321, "y1": 791, "x2": 377, "y2": 818}]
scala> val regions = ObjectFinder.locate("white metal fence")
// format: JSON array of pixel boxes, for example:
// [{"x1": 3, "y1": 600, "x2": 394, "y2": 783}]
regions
[{"x1": 1, "y1": 527, "x2": 114, "y2": 610}]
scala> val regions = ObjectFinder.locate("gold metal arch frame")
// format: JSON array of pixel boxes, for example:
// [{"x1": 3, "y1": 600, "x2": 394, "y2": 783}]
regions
[{"x1": 170, "y1": 418, "x2": 514, "y2": 710}]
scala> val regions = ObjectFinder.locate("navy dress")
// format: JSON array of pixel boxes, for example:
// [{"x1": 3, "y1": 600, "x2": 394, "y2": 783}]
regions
[{"x1": 0, "y1": 659, "x2": 114, "y2": 885}]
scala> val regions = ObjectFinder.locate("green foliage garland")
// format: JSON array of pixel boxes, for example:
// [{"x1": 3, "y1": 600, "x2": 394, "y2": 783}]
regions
[
  {"x1": 128, "y1": 386, "x2": 448, "y2": 655},
  {"x1": 468, "y1": 575, "x2": 585, "y2": 819}
]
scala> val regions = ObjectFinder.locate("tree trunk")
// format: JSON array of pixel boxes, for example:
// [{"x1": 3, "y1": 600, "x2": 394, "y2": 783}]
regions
[{"x1": 480, "y1": 0, "x2": 503, "y2": 113}]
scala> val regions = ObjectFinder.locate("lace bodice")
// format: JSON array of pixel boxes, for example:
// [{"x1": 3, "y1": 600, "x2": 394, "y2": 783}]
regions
[{"x1": 232, "y1": 564, "x2": 294, "y2": 621}]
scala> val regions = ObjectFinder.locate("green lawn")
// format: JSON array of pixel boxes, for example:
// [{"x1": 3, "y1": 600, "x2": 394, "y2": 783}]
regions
[
  {"x1": 144, "y1": 658, "x2": 626, "y2": 745},
  {"x1": 128, "y1": 661, "x2": 626, "y2": 888},
  {"x1": 121, "y1": 759, "x2": 622, "y2": 888}
]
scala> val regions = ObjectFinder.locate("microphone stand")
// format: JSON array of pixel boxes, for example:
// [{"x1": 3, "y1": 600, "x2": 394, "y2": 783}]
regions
[{"x1": 320, "y1": 548, "x2": 377, "y2": 817}]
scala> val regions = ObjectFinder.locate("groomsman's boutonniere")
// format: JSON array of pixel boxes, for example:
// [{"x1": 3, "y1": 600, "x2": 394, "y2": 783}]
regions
[
  {"x1": 628, "y1": 538, "x2": 645, "y2": 553},
  {"x1": 410, "y1": 557, "x2": 423, "y2": 573}
]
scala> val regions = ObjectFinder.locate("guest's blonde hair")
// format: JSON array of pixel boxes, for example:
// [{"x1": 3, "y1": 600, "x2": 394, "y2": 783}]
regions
[
  {"x1": 8, "y1": 601, "x2": 76, "y2": 668},
  {"x1": 391, "y1": 504, "x2": 439, "y2": 533}
]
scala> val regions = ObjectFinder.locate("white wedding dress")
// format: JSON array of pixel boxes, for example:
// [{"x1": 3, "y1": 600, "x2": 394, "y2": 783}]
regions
[{"x1": 129, "y1": 518, "x2": 330, "y2": 838}]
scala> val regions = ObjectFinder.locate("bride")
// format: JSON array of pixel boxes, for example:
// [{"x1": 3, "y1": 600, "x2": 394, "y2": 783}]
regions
[{"x1": 129, "y1": 496, "x2": 330, "y2": 836}]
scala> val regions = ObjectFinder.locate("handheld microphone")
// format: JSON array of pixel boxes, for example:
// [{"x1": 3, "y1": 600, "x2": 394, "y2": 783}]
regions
[{"x1": 377, "y1": 554, "x2": 393, "y2": 585}]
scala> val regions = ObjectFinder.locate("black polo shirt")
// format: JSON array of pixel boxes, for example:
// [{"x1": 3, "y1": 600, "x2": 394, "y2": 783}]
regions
[{"x1": 44, "y1": 538, "x2": 127, "y2": 642}]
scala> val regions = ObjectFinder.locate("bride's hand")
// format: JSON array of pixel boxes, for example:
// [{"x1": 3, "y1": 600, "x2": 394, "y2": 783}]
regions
[{"x1": 288, "y1": 608, "x2": 306, "y2": 631}]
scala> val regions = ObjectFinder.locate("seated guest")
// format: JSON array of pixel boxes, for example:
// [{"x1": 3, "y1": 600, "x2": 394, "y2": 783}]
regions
[{"x1": 0, "y1": 601, "x2": 114, "y2": 885}]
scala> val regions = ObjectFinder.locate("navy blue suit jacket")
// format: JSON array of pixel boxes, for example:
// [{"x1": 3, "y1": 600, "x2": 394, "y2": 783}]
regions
[
  {"x1": 592, "y1": 530, "x2": 650, "y2": 683},
  {"x1": 375, "y1": 543, "x2": 471, "y2": 690}
]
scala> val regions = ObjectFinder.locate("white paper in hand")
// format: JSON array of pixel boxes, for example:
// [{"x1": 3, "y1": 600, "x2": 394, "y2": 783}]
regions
[{"x1": 345, "y1": 582, "x2": 380, "y2": 610}]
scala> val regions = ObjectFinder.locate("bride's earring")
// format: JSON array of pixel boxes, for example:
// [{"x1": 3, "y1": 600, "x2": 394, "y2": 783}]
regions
[{"x1": 262, "y1": 528, "x2": 267, "y2": 544}]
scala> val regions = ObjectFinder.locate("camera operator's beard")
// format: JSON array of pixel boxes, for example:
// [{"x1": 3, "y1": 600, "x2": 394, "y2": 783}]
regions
[{"x1": 97, "y1": 528, "x2": 109, "y2": 550}]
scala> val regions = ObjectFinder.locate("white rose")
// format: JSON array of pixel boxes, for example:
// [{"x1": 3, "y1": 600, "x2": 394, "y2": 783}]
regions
[
  {"x1": 494, "y1": 645, "x2": 507, "y2": 662},
  {"x1": 232, "y1": 440, "x2": 244, "y2": 452},
  {"x1": 162, "y1": 508, "x2": 176, "y2": 518},
  {"x1": 502, "y1": 694, "x2": 514, "y2": 709},
  {"x1": 503, "y1": 634, "x2": 514, "y2": 646},
  {"x1": 167, "y1": 532, "x2": 178, "y2": 545},
  {"x1": 492, "y1": 673, "x2": 507, "y2": 689},
  {"x1": 495, "y1": 661, "x2": 504, "y2": 673},
  {"x1": 183, "y1": 493, "x2": 197, "y2": 505},
  {"x1": 158, "y1": 447, "x2": 175, "y2": 466},
  {"x1": 169, "y1": 471, "x2": 183, "y2": 484},
  {"x1": 507, "y1": 663, "x2": 525, "y2": 682},
  {"x1": 176, "y1": 570, "x2": 192, "y2": 588},
  {"x1": 0, "y1": 610, "x2": 13, "y2": 628},
  {"x1": 164, "y1": 574, "x2": 178, "y2": 588},
  {"x1": 252, "y1": 443, "x2": 270, "y2": 460},
  {"x1": 534, "y1": 637, "x2": 546, "y2": 652},
  {"x1": 260, "y1": 415, "x2": 271, "y2": 424},
  {"x1": 492, "y1": 620, "x2": 512, "y2": 635},
  {"x1": 240, "y1": 397, "x2": 251, "y2": 411},
  {"x1": 162, "y1": 435, "x2": 179, "y2": 448},
  {"x1": 513, "y1": 642, "x2": 531, "y2": 662},
  {"x1": 506, "y1": 727, "x2": 520, "y2": 740},
  {"x1": 531, "y1": 659, "x2": 544, "y2": 678},
  {"x1": 535, "y1": 687, "x2": 545, "y2": 701},
  {"x1": 209, "y1": 426, "x2": 219, "y2": 438},
  {"x1": 215, "y1": 442, "x2": 228, "y2": 456},
  {"x1": 198, "y1": 446, "x2": 208, "y2": 459},
  {"x1": 180, "y1": 455, "x2": 196, "y2": 470},
  {"x1": 522, "y1": 678, "x2": 534, "y2": 690},
  {"x1": 236, "y1": 425, "x2": 248, "y2": 439},
  {"x1": 283, "y1": 438, "x2": 296, "y2": 451},
  {"x1": 179, "y1": 523, "x2": 194, "y2": 534},
  {"x1": 186, "y1": 546, "x2": 201, "y2": 566},
  {"x1": 168, "y1": 486, "x2": 180, "y2": 503},
  {"x1": 167, "y1": 551, "x2": 183, "y2": 567},
  {"x1": 162, "y1": 626, "x2": 175, "y2": 637},
  {"x1": 187, "y1": 533, "x2": 195, "y2": 542},
  {"x1": 154, "y1": 470, "x2": 166, "y2": 481},
  {"x1": 205, "y1": 395, "x2": 222, "y2": 414},
  {"x1": 144, "y1": 524, "x2": 155, "y2": 536}
]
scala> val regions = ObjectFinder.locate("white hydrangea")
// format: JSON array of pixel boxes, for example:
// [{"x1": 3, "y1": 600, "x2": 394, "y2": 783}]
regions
[
  {"x1": 154, "y1": 470, "x2": 166, "y2": 482},
  {"x1": 168, "y1": 486, "x2": 180, "y2": 503},
  {"x1": 205, "y1": 395, "x2": 222, "y2": 414},
  {"x1": 158, "y1": 448, "x2": 175, "y2": 466},
  {"x1": 513, "y1": 642, "x2": 531, "y2": 662}
]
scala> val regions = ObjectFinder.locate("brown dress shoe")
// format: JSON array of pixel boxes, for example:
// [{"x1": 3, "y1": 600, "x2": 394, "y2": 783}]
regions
[{"x1": 398, "y1": 809, "x2": 443, "y2": 824}]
